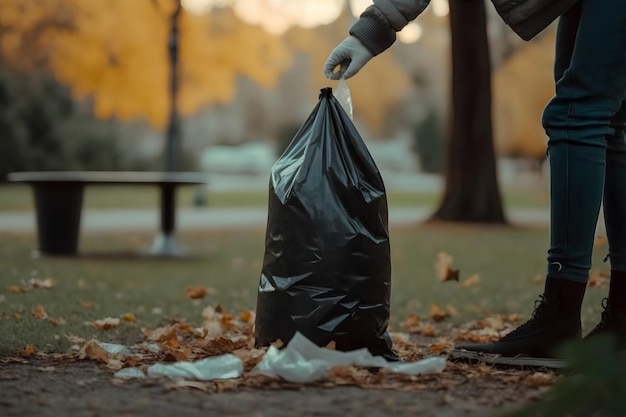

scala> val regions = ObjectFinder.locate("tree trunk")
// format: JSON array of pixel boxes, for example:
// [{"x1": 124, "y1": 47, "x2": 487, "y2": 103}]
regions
[{"x1": 432, "y1": 0, "x2": 506, "y2": 224}]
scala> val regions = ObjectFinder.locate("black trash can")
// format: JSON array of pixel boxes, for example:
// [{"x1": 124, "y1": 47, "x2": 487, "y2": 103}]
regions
[{"x1": 33, "y1": 184, "x2": 84, "y2": 255}]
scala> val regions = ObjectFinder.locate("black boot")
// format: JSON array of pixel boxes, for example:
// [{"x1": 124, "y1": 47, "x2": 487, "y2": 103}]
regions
[
  {"x1": 584, "y1": 270, "x2": 626, "y2": 349},
  {"x1": 450, "y1": 278, "x2": 585, "y2": 368}
]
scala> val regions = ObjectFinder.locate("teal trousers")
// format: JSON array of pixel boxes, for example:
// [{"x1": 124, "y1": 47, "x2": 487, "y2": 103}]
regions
[{"x1": 542, "y1": 0, "x2": 626, "y2": 283}]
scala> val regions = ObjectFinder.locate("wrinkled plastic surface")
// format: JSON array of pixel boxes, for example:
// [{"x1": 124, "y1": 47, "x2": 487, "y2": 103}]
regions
[
  {"x1": 255, "y1": 87, "x2": 395, "y2": 359},
  {"x1": 98, "y1": 342, "x2": 132, "y2": 356},
  {"x1": 114, "y1": 367, "x2": 146, "y2": 379},
  {"x1": 111, "y1": 354, "x2": 243, "y2": 381},
  {"x1": 334, "y1": 79, "x2": 353, "y2": 120},
  {"x1": 146, "y1": 354, "x2": 243, "y2": 380},
  {"x1": 256, "y1": 332, "x2": 446, "y2": 383}
]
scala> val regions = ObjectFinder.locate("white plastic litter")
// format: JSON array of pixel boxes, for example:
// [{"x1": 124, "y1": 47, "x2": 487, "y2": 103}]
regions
[
  {"x1": 255, "y1": 332, "x2": 447, "y2": 383},
  {"x1": 146, "y1": 354, "x2": 243, "y2": 380},
  {"x1": 145, "y1": 343, "x2": 160, "y2": 353},
  {"x1": 114, "y1": 367, "x2": 146, "y2": 379},
  {"x1": 98, "y1": 342, "x2": 132, "y2": 356},
  {"x1": 334, "y1": 78, "x2": 353, "y2": 120}
]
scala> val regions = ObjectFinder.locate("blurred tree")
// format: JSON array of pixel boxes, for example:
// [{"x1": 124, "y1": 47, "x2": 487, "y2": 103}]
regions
[
  {"x1": 0, "y1": 0, "x2": 75, "y2": 72},
  {"x1": 432, "y1": 0, "x2": 506, "y2": 224},
  {"x1": 493, "y1": 31, "x2": 555, "y2": 161},
  {"x1": 0, "y1": 0, "x2": 291, "y2": 128},
  {"x1": 413, "y1": 109, "x2": 445, "y2": 174},
  {"x1": 0, "y1": 71, "x2": 155, "y2": 179}
]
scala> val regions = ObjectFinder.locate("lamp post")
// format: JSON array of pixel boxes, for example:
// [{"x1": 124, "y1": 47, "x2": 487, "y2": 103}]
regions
[
  {"x1": 148, "y1": 0, "x2": 186, "y2": 256},
  {"x1": 165, "y1": 0, "x2": 182, "y2": 172}
]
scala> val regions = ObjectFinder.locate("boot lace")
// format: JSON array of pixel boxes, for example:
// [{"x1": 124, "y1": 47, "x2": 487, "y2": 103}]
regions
[
  {"x1": 501, "y1": 294, "x2": 548, "y2": 340},
  {"x1": 587, "y1": 298, "x2": 612, "y2": 338}
]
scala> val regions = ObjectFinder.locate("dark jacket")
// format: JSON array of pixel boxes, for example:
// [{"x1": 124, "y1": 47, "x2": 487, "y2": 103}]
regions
[
  {"x1": 494, "y1": 0, "x2": 579, "y2": 40},
  {"x1": 351, "y1": 0, "x2": 580, "y2": 56}
]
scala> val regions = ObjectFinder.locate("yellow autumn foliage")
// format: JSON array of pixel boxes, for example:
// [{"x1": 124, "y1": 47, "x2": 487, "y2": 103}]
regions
[
  {"x1": 0, "y1": 0, "x2": 291, "y2": 128},
  {"x1": 493, "y1": 31, "x2": 556, "y2": 159}
]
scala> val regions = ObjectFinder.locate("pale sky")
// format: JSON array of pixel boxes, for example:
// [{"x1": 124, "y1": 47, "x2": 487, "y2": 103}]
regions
[{"x1": 181, "y1": 0, "x2": 449, "y2": 41}]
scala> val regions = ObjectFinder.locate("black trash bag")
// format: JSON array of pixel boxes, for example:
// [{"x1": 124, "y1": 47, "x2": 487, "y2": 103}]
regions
[{"x1": 254, "y1": 87, "x2": 396, "y2": 359}]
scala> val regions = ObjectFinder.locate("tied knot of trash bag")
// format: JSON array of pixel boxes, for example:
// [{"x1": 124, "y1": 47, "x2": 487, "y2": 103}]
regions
[{"x1": 319, "y1": 87, "x2": 333, "y2": 99}]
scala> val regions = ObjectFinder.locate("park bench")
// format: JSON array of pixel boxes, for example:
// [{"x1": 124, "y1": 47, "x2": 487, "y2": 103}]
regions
[{"x1": 7, "y1": 171, "x2": 208, "y2": 256}]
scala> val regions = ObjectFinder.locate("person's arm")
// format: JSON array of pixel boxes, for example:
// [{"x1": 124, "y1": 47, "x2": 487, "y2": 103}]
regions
[
  {"x1": 324, "y1": 0, "x2": 430, "y2": 79},
  {"x1": 351, "y1": 0, "x2": 430, "y2": 56}
]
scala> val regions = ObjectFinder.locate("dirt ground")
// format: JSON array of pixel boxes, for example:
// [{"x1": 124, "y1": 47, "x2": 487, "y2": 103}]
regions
[{"x1": 0, "y1": 357, "x2": 550, "y2": 417}]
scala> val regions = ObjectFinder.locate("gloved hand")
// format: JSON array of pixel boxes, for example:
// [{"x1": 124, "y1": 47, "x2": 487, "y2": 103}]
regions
[{"x1": 323, "y1": 36, "x2": 374, "y2": 80}]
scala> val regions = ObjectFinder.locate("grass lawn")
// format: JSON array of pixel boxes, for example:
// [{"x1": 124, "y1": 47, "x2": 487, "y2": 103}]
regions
[
  {"x1": 0, "y1": 183, "x2": 549, "y2": 211},
  {"x1": 0, "y1": 224, "x2": 609, "y2": 357}
]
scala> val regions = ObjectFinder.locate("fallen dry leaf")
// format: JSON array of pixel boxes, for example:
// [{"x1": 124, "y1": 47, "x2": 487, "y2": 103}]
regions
[
  {"x1": 47, "y1": 317, "x2": 66, "y2": 325},
  {"x1": 7, "y1": 278, "x2": 55, "y2": 293},
  {"x1": 1, "y1": 357, "x2": 29, "y2": 365},
  {"x1": 435, "y1": 252, "x2": 460, "y2": 282},
  {"x1": 79, "y1": 300, "x2": 96, "y2": 309},
  {"x1": 166, "y1": 379, "x2": 213, "y2": 392},
  {"x1": 531, "y1": 274, "x2": 544, "y2": 285},
  {"x1": 588, "y1": 270, "x2": 609, "y2": 288},
  {"x1": 88, "y1": 317, "x2": 121, "y2": 331},
  {"x1": 400, "y1": 314, "x2": 421, "y2": 332},
  {"x1": 239, "y1": 311, "x2": 254, "y2": 323},
  {"x1": 429, "y1": 338, "x2": 454, "y2": 354},
  {"x1": 161, "y1": 345, "x2": 195, "y2": 361},
  {"x1": 429, "y1": 304, "x2": 450, "y2": 322},
  {"x1": 525, "y1": 372, "x2": 557, "y2": 387},
  {"x1": 163, "y1": 336, "x2": 180, "y2": 350},
  {"x1": 79, "y1": 340, "x2": 109, "y2": 362},
  {"x1": 271, "y1": 339, "x2": 284, "y2": 349},
  {"x1": 200, "y1": 336, "x2": 249, "y2": 356},
  {"x1": 328, "y1": 365, "x2": 376, "y2": 387},
  {"x1": 33, "y1": 305, "x2": 48, "y2": 319},
  {"x1": 459, "y1": 274, "x2": 481, "y2": 288},
  {"x1": 19, "y1": 344, "x2": 36, "y2": 357},
  {"x1": 120, "y1": 313, "x2": 136, "y2": 322},
  {"x1": 452, "y1": 313, "x2": 523, "y2": 344},
  {"x1": 67, "y1": 335, "x2": 86, "y2": 344},
  {"x1": 446, "y1": 305, "x2": 459, "y2": 317},
  {"x1": 215, "y1": 379, "x2": 240, "y2": 393},
  {"x1": 185, "y1": 286, "x2": 207, "y2": 300},
  {"x1": 79, "y1": 339, "x2": 122, "y2": 367},
  {"x1": 419, "y1": 324, "x2": 436, "y2": 337},
  {"x1": 144, "y1": 324, "x2": 178, "y2": 343},
  {"x1": 31, "y1": 278, "x2": 55, "y2": 289},
  {"x1": 55, "y1": 303, "x2": 563, "y2": 396}
]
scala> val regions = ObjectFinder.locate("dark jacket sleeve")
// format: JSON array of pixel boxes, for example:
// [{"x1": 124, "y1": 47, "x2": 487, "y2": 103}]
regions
[
  {"x1": 349, "y1": 0, "x2": 430, "y2": 56},
  {"x1": 491, "y1": 0, "x2": 580, "y2": 40}
]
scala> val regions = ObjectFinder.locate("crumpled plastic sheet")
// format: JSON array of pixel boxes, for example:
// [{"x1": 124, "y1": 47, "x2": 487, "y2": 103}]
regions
[
  {"x1": 98, "y1": 342, "x2": 132, "y2": 356},
  {"x1": 334, "y1": 78, "x2": 353, "y2": 120},
  {"x1": 114, "y1": 367, "x2": 146, "y2": 379},
  {"x1": 255, "y1": 332, "x2": 447, "y2": 384},
  {"x1": 113, "y1": 354, "x2": 243, "y2": 381},
  {"x1": 146, "y1": 354, "x2": 243, "y2": 380}
]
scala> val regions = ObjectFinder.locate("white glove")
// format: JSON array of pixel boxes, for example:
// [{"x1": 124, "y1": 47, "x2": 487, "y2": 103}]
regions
[{"x1": 323, "y1": 36, "x2": 374, "y2": 80}]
